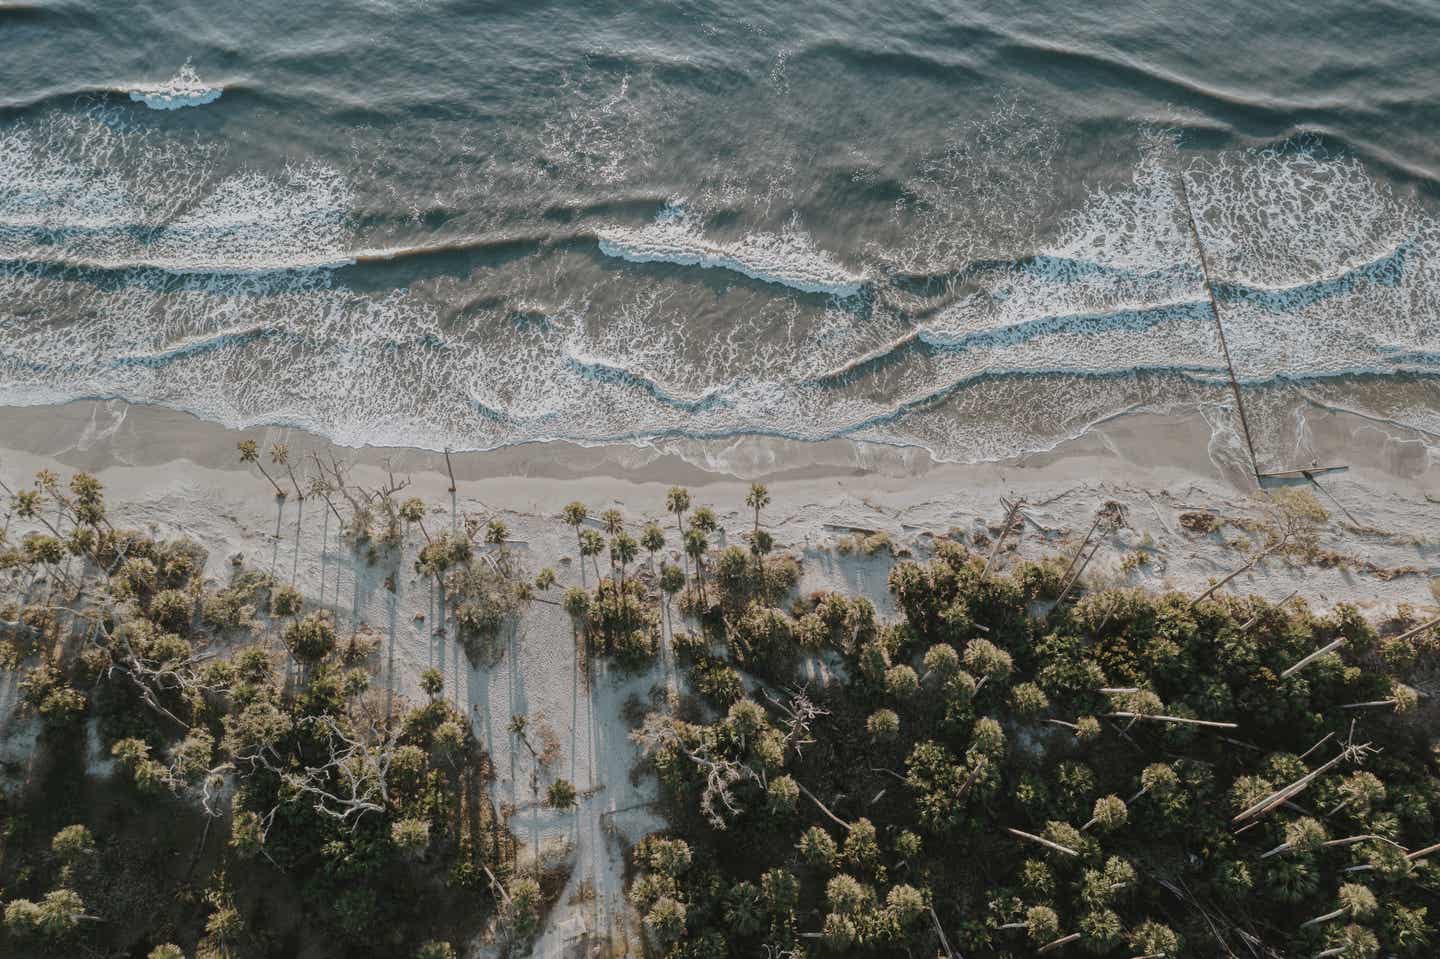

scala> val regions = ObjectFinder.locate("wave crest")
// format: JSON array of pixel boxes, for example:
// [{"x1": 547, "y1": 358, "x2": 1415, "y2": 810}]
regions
[
  {"x1": 598, "y1": 201, "x2": 866, "y2": 297},
  {"x1": 127, "y1": 61, "x2": 223, "y2": 111}
]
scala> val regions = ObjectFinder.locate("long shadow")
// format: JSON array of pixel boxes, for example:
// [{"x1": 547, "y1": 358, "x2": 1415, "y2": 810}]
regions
[
  {"x1": 317, "y1": 508, "x2": 330, "y2": 608},
  {"x1": 270, "y1": 498, "x2": 285, "y2": 578},
  {"x1": 289, "y1": 499, "x2": 304, "y2": 586},
  {"x1": 569, "y1": 623, "x2": 580, "y2": 789},
  {"x1": 385, "y1": 580, "x2": 398, "y2": 719},
  {"x1": 333, "y1": 540, "x2": 348, "y2": 628},
  {"x1": 466, "y1": 649, "x2": 493, "y2": 757}
]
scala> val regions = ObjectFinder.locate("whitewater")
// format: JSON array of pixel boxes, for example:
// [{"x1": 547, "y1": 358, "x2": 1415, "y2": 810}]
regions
[{"x1": 1, "y1": 108, "x2": 1437, "y2": 469}]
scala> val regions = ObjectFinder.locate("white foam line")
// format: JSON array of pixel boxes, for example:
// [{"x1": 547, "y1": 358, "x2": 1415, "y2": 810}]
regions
[
  {"x1": 598, "y1": 206, "x2": 865, "y2": 297},
  {"x1": 0, "y1": 252, "x2": 354, "y2": 275},
  {"x1": 127, "y1": 61, "x2": 223, "y2": 111}
]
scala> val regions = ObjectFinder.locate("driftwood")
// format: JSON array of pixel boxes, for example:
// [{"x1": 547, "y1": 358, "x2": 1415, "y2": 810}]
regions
[
  {"x1": 1038, "y1": 932, "x2": 1082, "y2": 953},
  {"x1": 981, "y1": 498, "x2": 1025, "y2": 580},
  {"x1": 1389, "y1": 615, "x2": 1440, "y2": 644},
  {"x1": 1233, "y1": 740, "x2": 1373, "y2": 825},
  {"x1": 795, "y1": 780, "x2": 854, "y2": 832},
  {"x1": 1050, "y1": 502, "x2": 1126, "y2": 613},
  {"x1": 1281, "y1": 638, "x2": 1345, "y2": 679},
  {"x1": 1405, "y1": 840, "x2": 1440, "y2": 863},
  {"x1": 928, "y1": 905, "x2": 961, "y2": 959},
  {"x1": 1105, "y1": 713, "x2": 1237, "y2": 729},
  {"x1": 1007, "y1": 827, "x2": 1077, "y2": 857},
  {"x1": 1238, "y1": 589, "x2": 1298, "y2": 633}
]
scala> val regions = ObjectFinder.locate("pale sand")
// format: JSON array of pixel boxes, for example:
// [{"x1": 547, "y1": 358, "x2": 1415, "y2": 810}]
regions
[{"x1": 1, "y1": 399, "x2": 1437, "y2": 956}]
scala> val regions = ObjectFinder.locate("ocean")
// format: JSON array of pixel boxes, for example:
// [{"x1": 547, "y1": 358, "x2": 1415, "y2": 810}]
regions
[{"x1": 2, "y1": 0, "x2": 1438, "y2": 469}]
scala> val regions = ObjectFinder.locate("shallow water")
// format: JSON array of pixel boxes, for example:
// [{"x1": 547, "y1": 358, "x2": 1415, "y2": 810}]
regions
[{"x1": 2, "y1": 0, "x2": 1438, "y2": 468}]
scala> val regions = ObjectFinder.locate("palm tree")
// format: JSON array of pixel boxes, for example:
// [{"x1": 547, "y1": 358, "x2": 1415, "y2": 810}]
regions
[
  {"x1": 599, "y1": 509, "x2": 624, "y2": 578},
  {"x1": 561, "y1": 502, "x2": 588, "y2": 582},
  {"x1": 579, "y1": 529, "x2": 604, "y2": 583},
  {"x1": 657, "y1": 560, "x2": 685, "y2": 657},
  {"x1": 684, "y1": 527, "x2": 709, "y2": 602},
  {"x1": 751, "y1": 528, "x2": 775, "y2": 594},
  {"x1": 666, "y1": 487, "x2": 691, "y2": 577},
  {"x1": 271, "y1": 443, "x2": 303, "y2": 500},
  {"x1": 611, "y1": 532, "x2": 639, "y2": 592},
  {"x1": 659, "y1": 562, "x2": 684, "y2": 626},
  {"x1": 690, "y1": 505, "x2": 717, "y2": 534},
  {"x1": 746, "y1": 482, "x2": 770, "y2": 544},
  {"x1": 640, "y1": 522, "x2": 665, "y2": 574},
  {"x1": 399, "y1": 497, "x2": 431, "y2": 544},
  {"x1": 747, "y1": 482, "x2": 772, "y2": 584},
  {"x1": 547, "y1": 779, "x2": 578, "y2": 811},
  {"x1": 238, "y1": 440, "x2": 285, "y2": 498}
]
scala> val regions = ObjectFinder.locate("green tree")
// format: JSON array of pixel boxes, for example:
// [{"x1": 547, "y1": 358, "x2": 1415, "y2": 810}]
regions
[
  {"x1": 746, "y1": 482, "x2": 771, "y2": 577},
  {"x1": 1127, "y1": 920, "x2": 1180, "y2": 957},
  {"x1": 610, "y1": 532, "x2": 638, "y2": 590},
  {"x1": 640, "y1": 522, "x2": 666, "y2": 572},
  {"x1": 399, "y1": 497, "x2": 430, "y2": 543},
  {"x1": 271, "y1": 443, "x2": 303, "y2": 500},
  {"x1": 4, "y1": 888, "x2": 89, "y2": 941},
  {"x1": 665, "y1": 486, "x2": 691, "y2": 557},
  {"x1": 271, "y1": 584, "x2": 303, "y2": 618},
  {"x1": 867, "y1": 708, "x2": 900, "y2": 742},
  {"x1": 885, "y1": 664, "x2": 920, "y2": 698},
  {"x1": 562, "y1": 502, "x2": 589, "y2": 581},
  {"x1": 684, "y1": 528, "x2": 709, "y2": 601},
  {"x1": 548, "y1": 778, "x2": 578, "y2": 810},
  {"x1": 283, "y1": 611, "x2": 337, "y2": 665},
  {"x1": 51, "y1": 824, "x2": 95, "y2": 879},
  {"x1": 645, "y1": 896, "x2": 686, "y2": 943},
  {"x1": 1083, "y1": 795, "x2": 1128, "y2": 833},
  {"x1": 579, "y1": 529, "x2": 605, "y2": 583},
  {"x1": 391, "y1": 817, "x2": 431, "y2": 858}
]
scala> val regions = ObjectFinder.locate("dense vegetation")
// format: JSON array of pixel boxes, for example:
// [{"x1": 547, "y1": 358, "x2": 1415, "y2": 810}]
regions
[
  {"x1": 2, "y1": 453, "x2": 1437, "y2": 959},
  {"x1": 629, "y1": 491, "x2": 1440, "y2": 959},
  {"x1": 0, "y1": 466, "x2": 535, "y2": 958}
]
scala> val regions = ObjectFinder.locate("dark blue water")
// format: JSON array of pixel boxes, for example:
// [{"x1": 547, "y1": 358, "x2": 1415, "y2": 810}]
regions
[{"x1": 2, "y1": 0, "x2": 1438, "y2": 466}]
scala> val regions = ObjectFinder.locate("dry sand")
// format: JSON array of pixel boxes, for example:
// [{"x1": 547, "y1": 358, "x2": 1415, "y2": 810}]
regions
[{"x1": 1, "y1": 399, "x2": 1437, "y2": 956}]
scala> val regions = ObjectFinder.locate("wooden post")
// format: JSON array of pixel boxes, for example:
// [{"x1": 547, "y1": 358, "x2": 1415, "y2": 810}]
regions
[
  {"x1": 1175, "y1": 173, "x2": 1260, "y2": 483},
  {"x1": 443, "y1": 446, "x2": 457, "y2": 493}
]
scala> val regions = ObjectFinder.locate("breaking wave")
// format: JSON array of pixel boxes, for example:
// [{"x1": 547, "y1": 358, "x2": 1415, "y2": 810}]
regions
[
  {"x1": 1, "y1": 109, "x2": 1437, "y2": 467},
  {"x1": 127, "y1": 61, "x2": 223, "y2": 110},
  {"x1": 598, "y1": 201, "x2": 866, "y2": 297}
]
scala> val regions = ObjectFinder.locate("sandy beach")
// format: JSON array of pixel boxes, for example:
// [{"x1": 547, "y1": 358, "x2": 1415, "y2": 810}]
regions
[{"x1": 2, "y1": 399, "x2": 1437, "y2": 955}]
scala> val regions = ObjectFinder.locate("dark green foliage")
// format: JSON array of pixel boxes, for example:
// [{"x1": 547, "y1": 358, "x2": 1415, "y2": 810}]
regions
[
  {"x1": 631, "y1": 547, "x2": 1440, "y2": 959},
  {"x1": 0, "y1": 472, "x2": 509, "y2": 959}
]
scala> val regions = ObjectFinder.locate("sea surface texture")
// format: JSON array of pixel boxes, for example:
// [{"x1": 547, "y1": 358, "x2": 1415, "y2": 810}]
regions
[{"x1": 2, "y1": 0, "x2": 1438, "y2": 468}]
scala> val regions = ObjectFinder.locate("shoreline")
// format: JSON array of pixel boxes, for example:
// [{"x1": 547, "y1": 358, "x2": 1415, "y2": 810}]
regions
[
  {"x1": 2, "y1": 397, "x2": 1438, "y2": 955},
  {"x1": 2, "y1": 398, "x2": 1435, "y2": 619},
  {"x1": 1, "y1": 394, "x2": 1435, "y2": 491}
]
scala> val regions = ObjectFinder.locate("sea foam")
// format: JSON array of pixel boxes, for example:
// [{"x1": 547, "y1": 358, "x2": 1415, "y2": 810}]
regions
[
  {"x1": 1, "y1": 109, "x2": 1437, "y2": 469},
  {"x1": 598, "y1": 202, "x2": 866, "y2": 297},
  {"x1": 128, "y1": 61, "x2": 222, "y2": 110}
]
